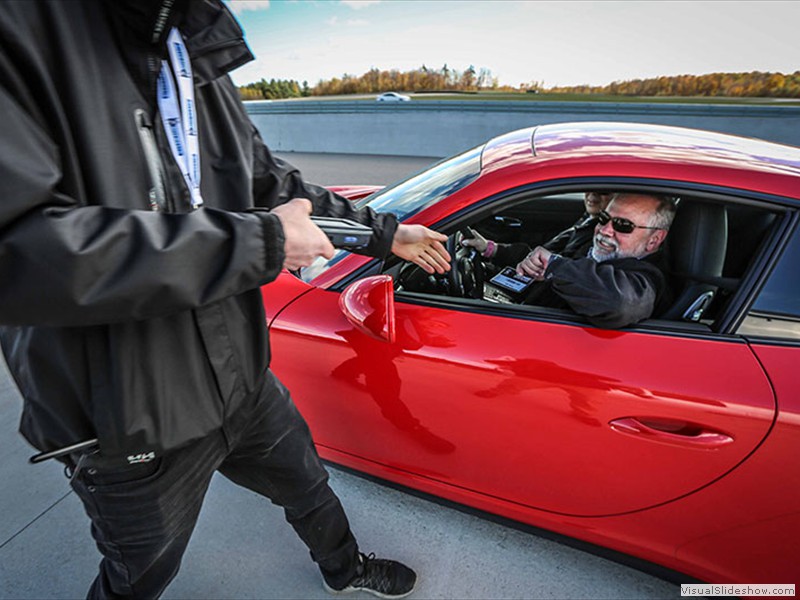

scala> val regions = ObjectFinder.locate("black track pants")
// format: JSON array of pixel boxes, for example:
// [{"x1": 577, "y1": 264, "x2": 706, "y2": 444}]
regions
[{"x1": 69, "y1": 370, "x2": 358, "y2": 599}]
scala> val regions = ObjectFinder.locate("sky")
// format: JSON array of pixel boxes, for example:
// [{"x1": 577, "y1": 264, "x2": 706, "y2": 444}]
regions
[{"x1": 224, "y1": 1, "x2": 799, "y2": 89}]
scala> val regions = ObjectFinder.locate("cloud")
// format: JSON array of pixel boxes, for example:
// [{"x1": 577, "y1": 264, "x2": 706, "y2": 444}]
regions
[
  {"x1": 341, "y1": 0, "x2": 381, "y2": 9},
  {"x1": 327, "y1": 16, "x2": 369, "y2": 27},
  {"x1": 226, "y1": 0, "x2": 271, "y2": 15},
  {"x1": 229, "y1": 0, "x2": 800, "y2": 89}
]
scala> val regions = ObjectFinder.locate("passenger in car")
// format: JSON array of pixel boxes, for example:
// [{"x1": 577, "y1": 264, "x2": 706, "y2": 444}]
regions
[
  {"x1": 462, "y1": 191, "x2": 614, "y2": 265},
  {"x1": 518, "y1": 193, "x2": 677, "y2": 328}
]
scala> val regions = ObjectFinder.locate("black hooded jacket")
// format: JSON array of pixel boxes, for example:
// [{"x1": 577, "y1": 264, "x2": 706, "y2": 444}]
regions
[{"x1": 0, "y1": 0, "x2": 397, "y2": 461}]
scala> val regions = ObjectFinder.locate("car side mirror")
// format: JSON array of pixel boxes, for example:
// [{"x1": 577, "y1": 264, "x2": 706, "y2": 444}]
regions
[{"x1": 339, "y1": 275, "x2": 396, "y2": 343}]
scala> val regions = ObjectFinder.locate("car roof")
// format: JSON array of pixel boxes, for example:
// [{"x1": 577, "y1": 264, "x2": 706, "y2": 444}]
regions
[{"x1": 479, "y1": 121, "x2": 800, "y2": 202}]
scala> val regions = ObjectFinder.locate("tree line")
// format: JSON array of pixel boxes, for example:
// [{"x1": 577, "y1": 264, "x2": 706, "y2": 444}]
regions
[
  {"x1": 238, "y1": 68, "x2": 800, "y2": 100},
  {"x1": 549, "y1": 71, "x2": 800, "y2": 98},
  {"x1": 238, "y1": 78, "x2": 311, "y2": 100},
  {"x1": 238, "y1": 64, "x2": 511, "y2": 100},
  {"x1": 312, "y1": 65, "x2": 506, "y2": 96}
]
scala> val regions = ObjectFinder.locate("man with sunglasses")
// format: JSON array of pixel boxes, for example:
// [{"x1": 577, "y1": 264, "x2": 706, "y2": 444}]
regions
[
  {"x1": 462, "y1": 191, "x2": 614, "y2": 264},
  {"x1": 517, "y1": 193, "x2": 677, "y2": 328}
]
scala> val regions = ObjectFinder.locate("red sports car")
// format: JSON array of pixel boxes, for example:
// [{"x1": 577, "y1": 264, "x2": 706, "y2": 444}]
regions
[{"x1": 261, "y1": 122, "x2": 800, "y2": 586}]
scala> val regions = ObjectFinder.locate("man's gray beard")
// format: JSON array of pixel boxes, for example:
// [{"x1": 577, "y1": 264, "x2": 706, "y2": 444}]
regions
[
  {"x1": 591, "y1": 244, "x2": 650, "y2": 263},
  {"x1": 590, "y1": 246, "x2": 617, "y2": 263},
  {"x1": 591, "y1": 233, "x2": 620, "y2": 263}
]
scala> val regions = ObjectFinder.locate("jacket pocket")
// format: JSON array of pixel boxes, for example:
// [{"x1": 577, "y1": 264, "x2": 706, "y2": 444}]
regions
[
  {"x1": 86, "y1": 316, "x2": 226, "y2": 460},
  {"x1": 134, "y1": 108, "x2": 168, "y2": 211}
]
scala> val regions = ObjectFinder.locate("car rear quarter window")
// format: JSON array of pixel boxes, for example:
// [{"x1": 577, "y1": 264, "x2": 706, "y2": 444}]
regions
[{"x1": 740, "y1": 223, "x2": 800, "y2": 341}]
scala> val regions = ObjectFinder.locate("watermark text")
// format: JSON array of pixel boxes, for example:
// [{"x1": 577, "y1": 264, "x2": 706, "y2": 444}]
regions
[{"x1": 682, "y1": 584, "x2": 795, "y2": 597}]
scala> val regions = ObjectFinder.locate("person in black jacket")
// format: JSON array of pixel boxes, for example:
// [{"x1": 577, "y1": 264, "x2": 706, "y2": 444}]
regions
[
  {"x1": 462, "y1": 191, "x2": 614, "y2": 266},
  {"x1": 0, "y1": 1, "x2": 450, "y2": 598},
  {"x1": 517, "y1": 193, "x2": 677, "y2": 328}
]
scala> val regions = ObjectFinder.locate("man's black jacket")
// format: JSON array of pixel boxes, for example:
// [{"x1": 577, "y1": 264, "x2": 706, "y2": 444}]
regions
[
  {"x1": 0, "y1": 0, "x2": 397, "y2": 461},
  {"x1": 528, "y1": 252, "x2": 673, "y2": 329}
]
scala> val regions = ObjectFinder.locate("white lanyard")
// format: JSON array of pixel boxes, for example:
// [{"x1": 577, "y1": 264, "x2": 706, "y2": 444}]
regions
[{"x1": 157, "y1": 28, "x2": 203, "y2": 209}]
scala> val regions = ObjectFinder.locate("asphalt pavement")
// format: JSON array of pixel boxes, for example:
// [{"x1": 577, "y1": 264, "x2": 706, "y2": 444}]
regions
[
  {"x1": 0, "y1": 153, "x2": 681, "y2": 599},
  {"x1": 275, "y1": 151, "x2": 442, "y2": 187}
]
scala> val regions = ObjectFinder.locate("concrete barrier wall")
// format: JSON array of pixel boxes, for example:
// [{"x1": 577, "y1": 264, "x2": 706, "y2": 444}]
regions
[{"x1": 246, "y1": 99, "x2": 800, "y2": 158}]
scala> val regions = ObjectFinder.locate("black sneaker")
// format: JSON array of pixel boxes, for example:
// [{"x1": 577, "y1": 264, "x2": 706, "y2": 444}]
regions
[{"x1": 323, "y1": 552, "x2": 417, "y2": 599}]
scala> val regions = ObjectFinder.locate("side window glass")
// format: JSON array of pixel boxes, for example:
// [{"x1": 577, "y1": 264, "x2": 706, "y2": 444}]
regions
[
  {"x1": 740, "y1": 223, "x2": 800, "y2": 341},
  {"x1": 752, "y1": 225, "x2": 800, "y2": 318}
]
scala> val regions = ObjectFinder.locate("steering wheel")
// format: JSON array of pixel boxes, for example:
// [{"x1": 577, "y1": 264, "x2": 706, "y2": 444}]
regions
[{"x1": 446, "y1": 229, "x2": 485, "y2": 298}]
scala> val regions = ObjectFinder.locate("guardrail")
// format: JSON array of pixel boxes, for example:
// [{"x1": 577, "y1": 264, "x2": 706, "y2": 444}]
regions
[{"x1": 246, "y1": 99, "x2": 800, "y2": 157}]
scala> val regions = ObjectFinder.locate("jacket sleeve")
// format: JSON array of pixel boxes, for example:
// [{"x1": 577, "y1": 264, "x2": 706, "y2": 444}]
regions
[
  {"x1": 0, "y1": 85, "x2": 286, "y2": 328},
  {"x1": 250, "y1": 125, "x2": 398, "y2": 259},
  {"x1": 544, "y1": 256, "x2": 661, "y2": 328}
]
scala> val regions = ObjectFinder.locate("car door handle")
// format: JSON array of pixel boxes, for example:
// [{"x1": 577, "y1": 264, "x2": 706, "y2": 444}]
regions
[
  {"x1": 493, "y1": 216, "x2": 523, "y2": 227},
  {"x1": 609, "y1": 417, "x2": 734, "y2": 449}
]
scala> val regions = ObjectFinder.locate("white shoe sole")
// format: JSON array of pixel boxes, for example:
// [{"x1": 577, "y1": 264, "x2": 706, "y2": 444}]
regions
[{"x1": 323, "y1": 579, "x2": 416, "y2": 599}]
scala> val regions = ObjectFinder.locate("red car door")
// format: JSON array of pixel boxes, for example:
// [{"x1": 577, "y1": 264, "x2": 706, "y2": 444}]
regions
[{"x1": 270, "y1": 281, "x2": 775, "y2": 517}]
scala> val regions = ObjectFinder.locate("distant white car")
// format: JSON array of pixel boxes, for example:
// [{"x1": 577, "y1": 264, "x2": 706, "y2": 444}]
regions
[{"x1": 376, "y1": 92, "x2": 411, "y2": 102}]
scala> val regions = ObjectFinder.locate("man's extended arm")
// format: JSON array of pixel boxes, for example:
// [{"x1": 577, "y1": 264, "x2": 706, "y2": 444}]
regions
[
  {"x1": 250, "y1": 124, "x2": 399, "y2": 259},
  {"x1": 545, "y1": 256, "x2": 665, "y2": 328},
  {"x1": 249, "y1": 124, "x2": 449, "y2": 274}
]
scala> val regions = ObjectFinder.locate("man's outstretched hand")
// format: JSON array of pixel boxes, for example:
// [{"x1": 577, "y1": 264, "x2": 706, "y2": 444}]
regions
[{"x1": 391, "y1": 224, "x2": 451, "y2": 274}]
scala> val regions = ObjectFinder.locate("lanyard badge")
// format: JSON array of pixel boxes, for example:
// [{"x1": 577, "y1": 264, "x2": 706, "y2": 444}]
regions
[{"x1": 157, "y1": 28, "x2": 203, "y2": 209}]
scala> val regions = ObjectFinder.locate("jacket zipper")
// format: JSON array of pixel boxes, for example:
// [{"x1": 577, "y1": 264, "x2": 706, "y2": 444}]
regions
[{"x1": 134, "y1": 108, "x2": 169, "y2": 211}]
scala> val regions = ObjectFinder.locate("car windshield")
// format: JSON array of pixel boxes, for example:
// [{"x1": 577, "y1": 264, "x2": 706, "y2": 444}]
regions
[
  {"x1": 300, "y1": 144, "x2": 483, "y2": 283},
  {"x1": 354, "y1": 143, "x2": 483, "y2": 220}
]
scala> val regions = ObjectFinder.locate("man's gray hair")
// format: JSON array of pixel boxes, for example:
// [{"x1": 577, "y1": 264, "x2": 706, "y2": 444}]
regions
[{"x1": 612, "y1": 193, "x2": 677, "y2": 230}]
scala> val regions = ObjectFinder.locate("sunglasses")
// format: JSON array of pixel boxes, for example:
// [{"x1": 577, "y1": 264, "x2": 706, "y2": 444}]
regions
[{"x1": 597, "y1": 210, "x2": 663, "y2": 235}]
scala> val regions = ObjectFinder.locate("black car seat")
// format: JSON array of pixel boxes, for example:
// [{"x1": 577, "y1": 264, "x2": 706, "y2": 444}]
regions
[
  {"x1": 723, "y1": 207, "x2": 776, "y2": 280},
  {"x1": 660, "y1": 201, "x2": 728, "y2": 321}
]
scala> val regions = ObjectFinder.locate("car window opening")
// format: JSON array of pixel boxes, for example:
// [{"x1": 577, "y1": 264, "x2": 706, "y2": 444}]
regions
[{"x1": 387, "y1": 189, "x2": 782, "y2": 332}]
